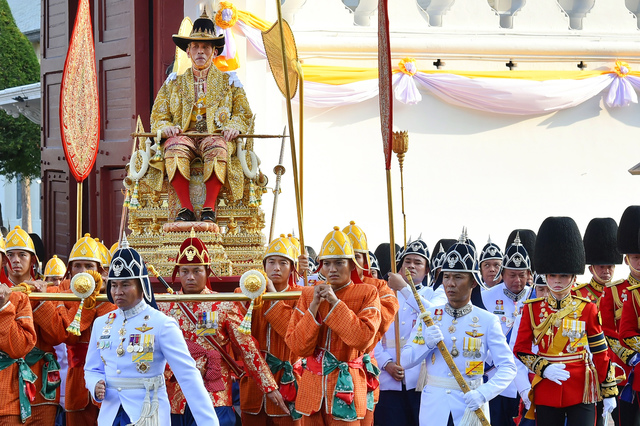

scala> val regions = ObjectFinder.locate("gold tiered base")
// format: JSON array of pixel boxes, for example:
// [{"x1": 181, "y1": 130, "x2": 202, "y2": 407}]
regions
[{"x1": 126, "y1": 157, "x2": 267, "y2": 277}]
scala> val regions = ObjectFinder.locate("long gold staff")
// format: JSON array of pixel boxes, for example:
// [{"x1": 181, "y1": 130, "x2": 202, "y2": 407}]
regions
[
  {"x1": 26, "y1": 292, "x2": 302, "y2": 302},
  {"x1": 393, "y1": 131, "x2": 409, "y2": 250},
  {"x1": 262, "y1": 1, "x2": 306, "y2": 284},
  {"x1": 404, "y1": 269, "x2": 490, "y2": 426},
  {"x1": 130, "y1": 131, "x2": 286, "y2": 139}
]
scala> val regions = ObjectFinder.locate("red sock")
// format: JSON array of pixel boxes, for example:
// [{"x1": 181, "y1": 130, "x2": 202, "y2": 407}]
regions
[
  {"x1": 171, "y1": 173, "x2": 194, "y2": 211},
  {"x1": 204, "y1": 178, "x2": 223, "y2": 209}
]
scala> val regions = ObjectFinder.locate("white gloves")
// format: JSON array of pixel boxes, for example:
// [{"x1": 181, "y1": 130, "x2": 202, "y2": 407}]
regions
[
  {"x1": 424, "y1": 324, "x2": 444, "y2": 349},
  {"x1": 629, "y1": 353, "x2": 640, "y2": 367},
  {"x1": 519, "y1": 389, "x2": 531, "y2": 410},
  {"x1": 463, "y1": 390, "x2": 486, "y2": 411},
  {"x1": 602, "y1": 397, "x2": 617, "y2": 418},
  {"x1": 542, "y1": 363, "x2": 570, "y2": 385}
]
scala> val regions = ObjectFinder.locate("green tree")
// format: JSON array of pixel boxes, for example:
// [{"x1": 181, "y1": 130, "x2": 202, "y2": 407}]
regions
[{"x1": 0, "y1": 0, "x2": 41, "y2": 231}]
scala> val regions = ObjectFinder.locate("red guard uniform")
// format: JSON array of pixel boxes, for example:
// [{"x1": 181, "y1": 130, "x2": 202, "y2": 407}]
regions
[
  {"x1": 514, "y1": 294, "x2": 618, "y2": 409},
  {"x1": 618, "y1": 277, "x2": 640, "y2": 392}
]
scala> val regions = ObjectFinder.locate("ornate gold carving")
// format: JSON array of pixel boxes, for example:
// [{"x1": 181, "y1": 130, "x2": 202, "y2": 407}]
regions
[{"x1": 126, "y1": 124, "x2": 267, "y2": 278}]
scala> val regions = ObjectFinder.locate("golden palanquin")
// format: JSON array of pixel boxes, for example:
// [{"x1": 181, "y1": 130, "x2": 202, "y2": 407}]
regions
[{"x1": 124, "y1": 119, "x2": 269, "y2": 277}]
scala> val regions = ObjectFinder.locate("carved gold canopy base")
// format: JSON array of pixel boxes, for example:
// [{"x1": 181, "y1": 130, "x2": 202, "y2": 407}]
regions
[{"x1": 126, "y1": 146, "x2": 267, "y2": 278}]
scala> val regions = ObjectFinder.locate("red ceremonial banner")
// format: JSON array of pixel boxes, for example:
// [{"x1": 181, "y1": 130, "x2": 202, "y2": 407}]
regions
[
  {"x1": 59, "y1": 0, "x2": 100, "y2": 182},
  {"x1": 378, "y1": 0, "x2": 392, "y2": 171}
]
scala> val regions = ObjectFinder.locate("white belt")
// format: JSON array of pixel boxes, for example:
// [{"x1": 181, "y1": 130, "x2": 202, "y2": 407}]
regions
[
  {"x1": 426, "y1": 374, "x2": 482, "y2": 391},
  {"x1": 107, "y1": 374, "x2": 165, "y2": 390},
  {"x1": 107, "y1": 375, "x2": 164, "y2": 426}
]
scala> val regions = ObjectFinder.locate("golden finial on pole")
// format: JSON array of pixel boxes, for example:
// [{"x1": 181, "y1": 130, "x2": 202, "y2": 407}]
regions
[{"x1": 393, "y1": 131, "x2": 409, "y2": 250}]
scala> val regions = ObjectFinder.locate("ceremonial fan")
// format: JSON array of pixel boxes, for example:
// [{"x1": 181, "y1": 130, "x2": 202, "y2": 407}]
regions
[
  {"x1": 59, "y1": 0, "x2": 100, "y2": 240},
  {"x1": 66, "y1": 270, "x2": 103, "y2": 336},
  {"x1": 237, "y1": 269, "x2": 267, "y2": 335}
]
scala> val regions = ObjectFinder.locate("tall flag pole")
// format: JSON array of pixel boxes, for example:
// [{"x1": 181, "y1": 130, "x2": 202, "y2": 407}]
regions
[
  {"x1": 60, "y1": 0, "x2": 100, "y2": 241},
  {"x1": 378, "y1": 0, "x2": 402, "y2": 364}
]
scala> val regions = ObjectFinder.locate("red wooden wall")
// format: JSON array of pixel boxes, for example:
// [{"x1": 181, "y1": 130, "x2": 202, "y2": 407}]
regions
[{"x1": 40, "y1": 0, "x2": 184, "y2": 261}]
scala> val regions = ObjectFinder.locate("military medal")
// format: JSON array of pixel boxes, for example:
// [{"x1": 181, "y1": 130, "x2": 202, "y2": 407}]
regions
[
  {"x1": 117, "y1": 319, "x2": 127, "y2": 357},
  {"x1": 136, "y1": 362, "x2": 150, "y2": 374},
  {"x1": 127, "y1": 335, "x2": 134, "y2": 353},
  {"x1": 450, "y1": 336, "x2": 459, "y2": 358}
]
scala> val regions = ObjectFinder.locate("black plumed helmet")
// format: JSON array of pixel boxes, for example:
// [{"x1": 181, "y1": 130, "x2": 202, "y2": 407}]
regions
[
  {"x1": 584, "y1": 218, "x2": 622, "y2": 265},
  {"x1": 534, "y1": 217, "x2": 585, "y2": 275},
  {"x1": 506, "y1": 229, "x2": 537, "y2": 272},
  {"x1": 618, "y1": 206, "x2": 640, "y2": 255}
]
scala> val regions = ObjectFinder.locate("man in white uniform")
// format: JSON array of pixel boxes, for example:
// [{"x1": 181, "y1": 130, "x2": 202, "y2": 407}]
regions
[
  {"x1": 84, "y1": 239, "x2": 218, "y2": 426},
  {"x1": 402, "y1": 231, "x2": 517, "y2": 426},
  {"x1": 375, "y1": 238, "x2": 442, "y2": 426},
  {"x1": 481, "y1": 233, "x2": 533, "y2": 426}
]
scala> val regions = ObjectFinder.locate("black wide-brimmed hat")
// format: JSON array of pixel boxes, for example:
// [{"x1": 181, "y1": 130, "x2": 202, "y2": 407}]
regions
[
  {"x1": 618, "y1": 206, "x2": 640, "y2": 255},
  {"x1": 534, "y1": 217, "x2": 585, "y2": 275},
  {"x1": 172, "y1": 11, "x2": 225, "y2": 53},
  {"x1": 584, "y1": 218, "x2": 622, "y2": 265},
  {"x1": 506, "y1": 229, "x2": 537, "y2": 271}
]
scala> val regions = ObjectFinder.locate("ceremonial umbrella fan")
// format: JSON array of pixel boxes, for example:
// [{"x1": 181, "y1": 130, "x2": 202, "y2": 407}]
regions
[
  {"x1": 262, "y1": 6, "x2": 306, "y2": 282},
  {"x1": 59, "y1": 0, "x2": 100, "y2": 241}
]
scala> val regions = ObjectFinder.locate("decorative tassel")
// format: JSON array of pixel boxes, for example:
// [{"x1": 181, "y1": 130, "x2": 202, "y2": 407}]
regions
[
  {"x1": 460, "y1": 406, "x2": 485, "y2": 426},
  {"x1": 129, "y1": 181, "x2": 140, "y2": 210},
  {"x1": 238, "y1": 300, "x2": 255, "y2": 335},
  {"x1": 583, "y1": 360, "x2": 600, "y2": 404},
  {"x1": 248, "y1": 181, "x2": 257, "y2": 207},
  {"x1": 415, "y1": 360, "x2": 428, "y2": 391},
  {"x1": 413, "y1": 322, "x2": 425, "y2": 345},
  {"x1": 66, "y1": 299, "x2": 85, "y2": 336},
  {"x1": 123, "y1": 188, "x2": 130, "y2": 208}
]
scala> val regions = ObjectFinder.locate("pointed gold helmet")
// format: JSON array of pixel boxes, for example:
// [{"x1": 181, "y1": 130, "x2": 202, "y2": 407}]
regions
[
  {"x1": 44, "y1": 255, "x2": 66, "y2": 278},
  {"x1": 317, "y1": 226, "x2": 357, "y2": 261},
  {"x1": 5, "y1": 226, "x2": 36, "y2": 255},
  {"x1": 264, "y1": 234, "x2": 298, "y2": 264},
  {"x1": 69, "y1": 233, "x2": 102, "y2": 264},
  {"x1": 95, "y1": 239, "x2": 111, "y2": 268}
]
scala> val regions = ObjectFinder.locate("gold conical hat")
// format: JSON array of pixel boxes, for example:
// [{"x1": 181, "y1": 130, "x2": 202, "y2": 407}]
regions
[
  {"x1": 69, "y1": 233, "x2": 102, "y2": 264},
  {"x1": 6, "y1": 226, "x2": 36, "y2": 255},
  {"x1": 109, "y1": 242, "x2": 119, "y2": 258},
  {"x1": 287, "y1": 234, "x2": 301, "y2": 258},
  {"x1": 95, "y1": 238, "x2": 111, "y2": 268},
  {"x1": 342, "y1": 221, "x2": 368, "y2": 253},
  {"x1": 318, "y1": 227, "x2": 356, "y2": 261},
  {"x1": 264, "y1": 234, "x2": 297, "y2": 264},
  {"x1": 44, "y1": 255, "x2": 66, "y2": 278}
]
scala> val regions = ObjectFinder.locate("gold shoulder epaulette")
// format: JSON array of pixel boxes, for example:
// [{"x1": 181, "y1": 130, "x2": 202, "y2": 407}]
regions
[
  {"x1": 606, "y1": 278, "x2": 625, "y2": 288},
  {"x1": 524, "y1": 297, "x2": 544, "y2": 304},
  {"x1": 572, "y1": 282, "x2": 589, "y2": 291},
  {"x1": 627, "y1": 283, "x2": 640, "y2": 292},
  {"x1": 573, "y1": 295, "x2": 591, "y2": 303}
]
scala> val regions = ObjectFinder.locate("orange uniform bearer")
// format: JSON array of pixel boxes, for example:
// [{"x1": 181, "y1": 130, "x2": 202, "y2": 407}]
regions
[
  {"x1": 238, "y1": 235, "x2": 304, "y2": 425},
  {"x1": 343, "y1": 221, "x2": 398, "y2": 425},
  {"x1": 286, "y1": 227, "x2": 381, "y2": 425}
]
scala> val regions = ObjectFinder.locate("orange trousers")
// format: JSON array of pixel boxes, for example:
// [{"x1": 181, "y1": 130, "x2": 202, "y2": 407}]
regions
[
  {"x1": 300, "y1": 410, "x2": 362, "y2": 426},
  {"x1": 66, "y1": 401, "x2": 99, "y2": 426},
  {"x1": 25, "y1": 405, "x2": 57, "y2": 426},
  {"x1": 242, "y1": 409, "x2": 301, "y2": 425}
]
